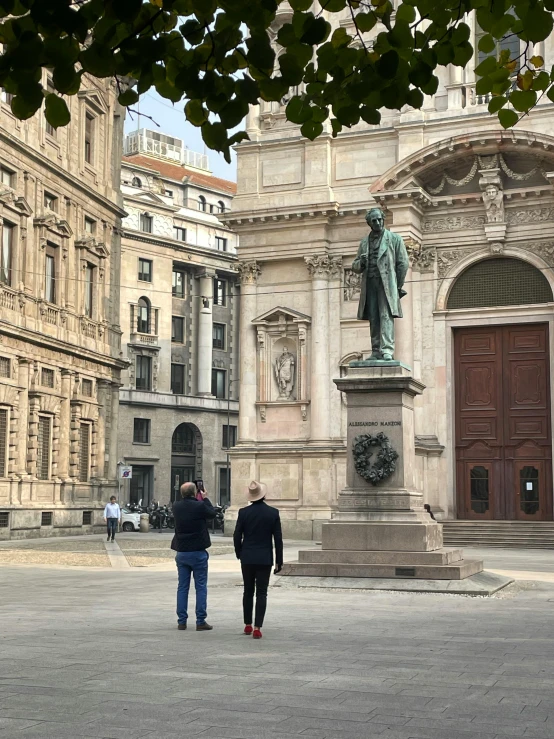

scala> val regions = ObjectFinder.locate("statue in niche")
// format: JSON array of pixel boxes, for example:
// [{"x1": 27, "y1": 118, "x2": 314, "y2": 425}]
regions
[
  {"x1": 274, "y1": 345, "x2": 295, "y2": 400},
  {"x1": 482, "y1": 183, "x2": 504, "y2": 223}
]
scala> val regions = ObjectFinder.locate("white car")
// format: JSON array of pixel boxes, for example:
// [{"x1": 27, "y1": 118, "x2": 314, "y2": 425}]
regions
[{"x1": 120, "y1": 508, "x2": 141, "y2": 532}]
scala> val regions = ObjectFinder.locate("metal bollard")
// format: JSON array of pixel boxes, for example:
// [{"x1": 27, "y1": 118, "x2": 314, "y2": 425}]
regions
[{"x1": 139, "y1": 513, "x2": 149, "y2": 533}]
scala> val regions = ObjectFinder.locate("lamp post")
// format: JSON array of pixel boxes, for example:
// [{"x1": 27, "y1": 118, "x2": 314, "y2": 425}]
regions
[{"x1": 225, "y1": 377, "x2": 240, "y2": 507}]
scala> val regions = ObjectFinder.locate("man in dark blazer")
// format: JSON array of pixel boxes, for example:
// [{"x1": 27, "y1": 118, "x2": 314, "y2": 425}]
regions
[
  {"x1": 234, "y1": 480, "x2": 283, "y2": 639},
  {"x1": 171, "y1": 481, "x2": 216, "y2": 631}
]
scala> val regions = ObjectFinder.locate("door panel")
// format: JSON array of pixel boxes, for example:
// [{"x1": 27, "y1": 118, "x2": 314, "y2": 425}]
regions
[{"x1": 455, "y1": 324, "x2": 552, "y2": 520}]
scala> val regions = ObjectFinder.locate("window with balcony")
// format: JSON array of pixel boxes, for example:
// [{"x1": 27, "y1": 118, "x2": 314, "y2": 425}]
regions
[
  {"x1": 171, "y1": 364, "x2": 185, "y2": 394},
  {"x1": 215, "y1": 237, "x2": 227, "y2": 252},
  {"x1": 0, "y1": 221, "x2": 13, "y2": 286},
  {"x1": 133, "y1": 418, "x2": 151, "y2": 444},
  {"x1": 138, "y1": 258, "x2": 152, "y2": 282},
  {"x1": 45, "y1": 246, "x2": 57, "y2": 304},
  {"x1": 135, "y1": 355, "x2": 152, "y2": 391},
  {"x1": 172, "y1": 316, "x2": 184, "y2": 343},
  {"x1": 211, "y1": 369, "x2": 226, "y2": 399},
  {"x1": 174, "y1": 226, "x2": 186, "y2": 242},
  {"x1": 213, "y1": 278, "x2": 226, "y2": 306},
  {"x1": 136, "y1": 297, "x2": 151, "y2": 334},
  {"x1": 140, "y1": 213, "x2": 153, "y2": 233},
  {"x1": 213, "y1": 323, "x2": 226, "y2": 350},
  {"x1": 84, "y1": 264, "x2": 94, "y2": 318},
  {"x1": 172, "y1": 270, "x2": 185, "y2": 298}
]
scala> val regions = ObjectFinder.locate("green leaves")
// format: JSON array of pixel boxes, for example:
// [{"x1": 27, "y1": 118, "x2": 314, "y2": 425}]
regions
[{"x1": 0, "y1": 0, "x2": 551, "y2": 153}]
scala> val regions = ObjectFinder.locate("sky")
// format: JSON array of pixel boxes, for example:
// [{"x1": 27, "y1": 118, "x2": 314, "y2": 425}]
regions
[{"x1": 123, "y1": 91, "x2": 238, "y2": 183}]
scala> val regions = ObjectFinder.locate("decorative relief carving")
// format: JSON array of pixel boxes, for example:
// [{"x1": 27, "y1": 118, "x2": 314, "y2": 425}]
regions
[
  {"x1": 237, "y1": 260, "x2": 262, "y2": 285},
  {"x1": 481, "y1": 180, "x2": 505, "y2": 223},
  {"x1": 427, "y1": 154, "x2": 547, "y2": 195},
  {"x1": 305, "y1": 255, "x2": 333, "y2": 278},
  {"x1": 528, "y1": 240, "x2": 554, "y2": 266},
  {"x1": 423, "y1": 215, "x2": 485, "y2": 233},
  {"x1": 329, "y1": 256, "x2": 343, "y2": 279},
  {"x1": 437, "y1": 249, "x2": 470, "y2": 279},
  {"x1": 411, "y1": 246, "x2": 436, "y2": 272},
  {"x1": 490, "y1": 242, "x2": 504, "y2": 255},
  {"x1": 506, "y1": 207, "x2": 554, "y2": 224},
  {"x1": 343, "y1": 269, "x2": 362, "y2": 301}
]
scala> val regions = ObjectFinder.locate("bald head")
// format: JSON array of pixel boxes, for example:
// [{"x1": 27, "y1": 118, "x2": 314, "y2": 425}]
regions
[{"x1": 180, "y1": 481, "x2": 197, "y2": 498}]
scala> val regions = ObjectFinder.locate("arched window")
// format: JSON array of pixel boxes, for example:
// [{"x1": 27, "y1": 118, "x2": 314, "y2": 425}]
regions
[
  {"x1": 172, "y1": 424, "x2": 195, "y2": 454},
  {"x1": 131, "y1": 176, "x2": 142, "y2": 188},
  {"x1": 218, "y1": 201, "x2": 225, "y2": 213},
  {"x1": 198, "y1": 195, "x2": 206, "y2": 212},
  {"x1": 447, "y1": 257, "x2": 553, "y2": 310},
  {"x1": 137, "y1": 296, "x2": 151, "y2": 334}
]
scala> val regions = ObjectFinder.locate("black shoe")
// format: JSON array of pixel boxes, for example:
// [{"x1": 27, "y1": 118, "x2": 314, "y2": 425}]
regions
[
  {"x1": 107, "y1": 536, "x2": 110, "y2": 542},
  {"x1": 177, "y1": 623, "x2": 187, "y2": 631},
  {"x1": 111, "y1": 538, "x2": 115, "y2": 542},
  {"x1": 196, "y1": 622, "x2": 213, "y2": 631}
]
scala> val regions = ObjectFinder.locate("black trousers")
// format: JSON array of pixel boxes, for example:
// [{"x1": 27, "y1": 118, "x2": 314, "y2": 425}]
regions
[{"x1": 241, "y1": 563, "x2": 272, "y2": 628}]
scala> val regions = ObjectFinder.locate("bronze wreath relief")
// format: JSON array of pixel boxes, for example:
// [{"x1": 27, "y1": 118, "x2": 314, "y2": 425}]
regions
[{"x1": 352, "y1": 432, "x2": 399, "y2": 486}]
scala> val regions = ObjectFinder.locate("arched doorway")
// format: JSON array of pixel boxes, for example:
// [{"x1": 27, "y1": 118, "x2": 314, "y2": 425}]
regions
[
  {"x1": 451, "y1": 258, "x2": 553, "y2": 521},
  {"x1": 170, "y1": 423, "x2": 203, "y2": 502}
]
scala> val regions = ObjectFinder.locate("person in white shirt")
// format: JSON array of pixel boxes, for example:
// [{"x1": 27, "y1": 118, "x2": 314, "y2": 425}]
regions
[{"x1": 103, "y1": 496, "x2": 121, "y2": 542}]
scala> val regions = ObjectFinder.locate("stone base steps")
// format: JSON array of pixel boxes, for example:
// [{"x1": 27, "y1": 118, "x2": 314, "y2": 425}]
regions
[{"x1": 443, "y1": 521, "x2": 554, "y2": 549}]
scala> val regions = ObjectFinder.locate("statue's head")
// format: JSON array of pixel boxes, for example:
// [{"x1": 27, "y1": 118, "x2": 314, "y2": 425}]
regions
[
  {"x1": 486, "y1": 184, "x2": 498, "y2": 197},
  {"x1": 282, "y1": 346, "x2": 288, "y2": 353},
  {"x1": 366, "y1": 208, "x2": 385, "y2": 233}
]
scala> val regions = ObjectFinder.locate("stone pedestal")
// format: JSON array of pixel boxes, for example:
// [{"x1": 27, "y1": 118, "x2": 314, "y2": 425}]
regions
[{"x1": 281, "y1": 363, "x2": 493, "y2": 590}]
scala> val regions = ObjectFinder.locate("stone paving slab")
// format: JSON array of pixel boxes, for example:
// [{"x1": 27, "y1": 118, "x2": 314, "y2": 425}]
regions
[{"x1": 2, "y1": 560, "x2": 554, "y2": 739}]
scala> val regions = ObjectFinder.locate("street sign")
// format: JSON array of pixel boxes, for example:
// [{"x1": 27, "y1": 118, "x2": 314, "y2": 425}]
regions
[{"x1": 119, "y1": 465, "x2": 132, "y2": 479}]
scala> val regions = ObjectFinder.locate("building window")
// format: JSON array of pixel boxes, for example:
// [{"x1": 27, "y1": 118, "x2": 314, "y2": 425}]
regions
[
  {"x1": 172, "y1": 270, "x2": 185, "y2": 298},
  {"x1": 41, "y1": 367, "x2": 55, "y2": 388},
  {"x1": 136, "y1": 297, "x2": 151, "y2": 334},
  {"x1": 164, "y1": 189, "x2": 173, "y2": 197},
  {"x1": 172, "y1": 316, "x2": 184, "y2": 343},
  {"x1": 174, "y1": 226, "x2": 186, "y2": 241},
  {"x1": 84, "y1": 264, "x2": 94, "y2": 317},
  {"x1": 79, "y1": 423, "x2": 90, "y2": 482},
  {"x1": 37, "y1": 415, "x2": 51, "y2": 480},
  {"x1": 0, "y1": 221, "x2": 13, "y2": 286},
  {"x1": 84, "y1": 217, "x2": 96, "y2": 234},
  {"x1": 133, "y1": 418, "x2": 151, "y2": 444},
  {"x1": 0, "y1": 408, "x2": 7, "y2": 477},
  {"x1": 172, "y1": 424, "x2": 194, "y2": 453},
  {"x1": 45, "y1": 77, "x2": 56, "y2": 137},
  {"x1": 135, "y1": 355, "x2": 152, "y2": 391},
  {"x1": 0, "y1": 357, "x2": 10, "y2": 378},
  {"x1": 211, "y1": 369, "x2": 226, "y2": 399},
  {"x1": 41, "y1": 511, "x2": 53, "y2": 526},
  {"x1": 213, "y1": 323, "x2": 226, "y2": 350},
  {"x1": 138, "y1": 258, "x2": 152, "y2": 282},
  {"x1": 0, "y1": 167, "x2": 13, "y2": 186},
  {"x1": 44, "y1": 191, "x2": 57, "y2": 211},
  {"x1": 84, "y1": 112, "x2": 94, "y2": 164},
  {"x1": 131, "y1": 176, "x2": 142, "y2": 188},
  {"x1": 218, "y1": 201, "x2": 225, "y2": 214},
  {"x1": 222, "y1": 425, "x2": 237, "y2": 448},
  {"x1": 215, "y1": 237, "x2": 227, "y2": 252},
  {"x1": 45, "y1": 246, "x2": 57, "y2": 304},
  {"x1": 213, "y1": 278, "x2": 226, "y2": 306},
  {"x1": 171, "y1": 363, "x2": 185, "y2": 394},
  {"x1": 198, "y1": 195, "x2": 207, "y2": 212},
  {"x1": 218, "y1": 467, "x2": 230, "y2": 507},
  {"x1": 83, "y1": 510, "x2": 92, "y2": 525},
  {"x1": 140, "y1": 213, "x2": 153, "y2": 233},
  {"x1": 81, "y1": 379, "x2": 93, "y2": 397}
]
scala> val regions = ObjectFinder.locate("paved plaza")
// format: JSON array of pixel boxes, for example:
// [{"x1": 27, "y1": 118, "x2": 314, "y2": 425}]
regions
[{"x1": 1, "y1": 537, "x2": 554, "y2": 739}]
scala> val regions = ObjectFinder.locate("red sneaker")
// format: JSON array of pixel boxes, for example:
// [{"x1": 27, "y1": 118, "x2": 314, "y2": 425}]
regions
[
  {"x1": 253, "y1": 628, "x2": 262, "y2": 639},
  {"x1": 244, "y1": 625, "x2": 253, "y2": 635}
]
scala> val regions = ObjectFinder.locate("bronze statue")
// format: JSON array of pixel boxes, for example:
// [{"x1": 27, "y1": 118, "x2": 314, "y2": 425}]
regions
[{"x1": 352, "y1": 208, "x2": 409, "y2": 361}]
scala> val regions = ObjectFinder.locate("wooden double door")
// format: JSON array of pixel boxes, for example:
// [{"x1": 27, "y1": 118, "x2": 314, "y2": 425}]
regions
[{"x1": 455, "y1": 324, "x2": 552, "y2": 520}]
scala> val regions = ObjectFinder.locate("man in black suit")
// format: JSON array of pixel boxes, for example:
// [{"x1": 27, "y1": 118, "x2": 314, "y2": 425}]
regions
[
  {"x1": 171, "y1": 481, "x2": 216, "y2": 631},
  {"x1": 233, "y1": 480, "x2": 283, "y2": 639}
]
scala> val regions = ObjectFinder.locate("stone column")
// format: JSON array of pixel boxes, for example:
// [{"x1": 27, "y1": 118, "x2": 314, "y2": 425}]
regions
[
  {"x1": 108, "y1": 381, "x2": 120, "y2": 480},
  {"x1": 328, "y1": 257, "x2": 343, "y2": 439},
  {"x1": 237, "y1": 261, "x2": 261, "y2": 443},
  {"x1": 57, "y1": 370, "x2": 72, "y2": 481},
  {"x1": 305, "y1": 255, "x2": 331, "y2": 441},
  {"x1": 16, "y1": 358, "x2": 30, "y2": 478},
  {"x1": 197, "y1": 270, "x2": 214, "y2": 396}
]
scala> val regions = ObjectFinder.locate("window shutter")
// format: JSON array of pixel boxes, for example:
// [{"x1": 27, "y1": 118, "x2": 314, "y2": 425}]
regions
[
  {"x1": 0, "y1": 408, "x2": 7, "y2": 477},
  {"x1": 79, "y1": 424, "x2": 90, "y2": 482}
]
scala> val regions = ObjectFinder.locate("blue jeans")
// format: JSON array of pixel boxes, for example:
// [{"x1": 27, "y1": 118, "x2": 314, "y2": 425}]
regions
[
  {"x1": 106, "y1": 518, "x2": 118, "y2": 539},
  {"x1": 175, "y1": 550, "x2": 209, "y2": 625}
]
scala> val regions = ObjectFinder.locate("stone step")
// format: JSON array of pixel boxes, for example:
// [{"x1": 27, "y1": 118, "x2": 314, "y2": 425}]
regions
[
  {"x1": 281, "y1": 559, "x2": 483, "y2": 580},
  {"x1": 443, "y1": 521, "x2": 554, "y2": 549},
  {"x1": 299, "y1": 548, "x2": 464, "y2": 566}
]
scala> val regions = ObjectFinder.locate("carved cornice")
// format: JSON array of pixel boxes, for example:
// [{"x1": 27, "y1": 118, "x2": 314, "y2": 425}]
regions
[{"x1": 237, "y1": 260, "x2": 262, "y2": 285}]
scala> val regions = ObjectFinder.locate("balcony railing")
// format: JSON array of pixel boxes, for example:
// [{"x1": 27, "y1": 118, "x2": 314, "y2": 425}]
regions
[
  {"x1": 81, "y1": 317, "x2": 97, "y2": 339},
  {"x1": 0, "y1": 285, "x2": 16, "y2": 311},
  {"x1": 130, "y1": 331, "x2": 159, "y2": 346}
]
